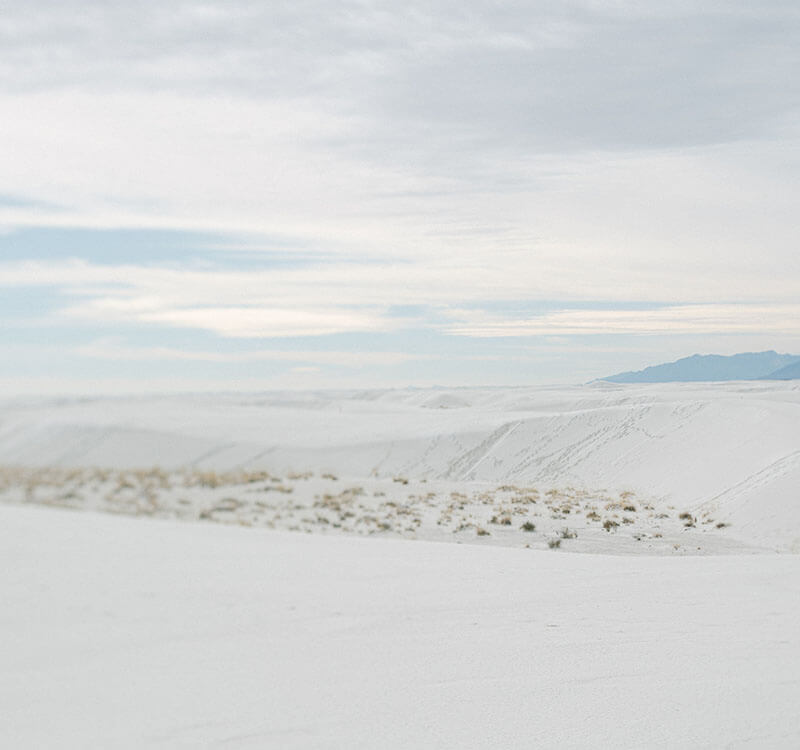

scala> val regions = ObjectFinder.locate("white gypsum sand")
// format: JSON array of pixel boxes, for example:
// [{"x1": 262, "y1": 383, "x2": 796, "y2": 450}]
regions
[
  {"x1": 1, "y1": 503, "x2": 799, "y2": 749},
  {"x1": 1, "y1": 382, "x2": 799, "y2": 748},
  {"x1": 1, "y1": 381, "x2": 798, "y2": 552}
]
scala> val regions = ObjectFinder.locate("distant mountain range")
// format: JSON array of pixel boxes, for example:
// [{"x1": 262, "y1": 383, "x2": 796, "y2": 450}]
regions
[{"x1": 602, "y1": 351, "x2": 800, "y2": 383}]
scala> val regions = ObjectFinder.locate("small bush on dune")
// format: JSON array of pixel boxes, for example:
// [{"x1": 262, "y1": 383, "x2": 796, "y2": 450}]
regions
[{"x1": 520, "y1": 521, "x2": 536, "y2": 532}]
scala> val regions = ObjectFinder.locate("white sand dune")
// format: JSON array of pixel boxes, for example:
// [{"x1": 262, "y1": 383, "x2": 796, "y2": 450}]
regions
[
  {"x1": 3, "y1": 384, "x2": 800, "y2": 747},
  {"x1": 2, "y1": 504, "x2": 799, "y2": 749},
  {"x1": 2, "y1": 382, "x2": 798, "y2": 551}
]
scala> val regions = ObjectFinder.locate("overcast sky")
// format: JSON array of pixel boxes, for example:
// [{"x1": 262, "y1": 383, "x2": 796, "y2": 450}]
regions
[{"x1": 2, "y1": 1, "x2": 799, "y2": 393}]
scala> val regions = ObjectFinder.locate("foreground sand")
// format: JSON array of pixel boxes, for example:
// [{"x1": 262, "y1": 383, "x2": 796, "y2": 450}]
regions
[
  {"x1": 2, "y1": 503, "x2": 799, "y2": 749},
  {"x1": 3, "y1": 383, "x2": 799, "y2": 747}
]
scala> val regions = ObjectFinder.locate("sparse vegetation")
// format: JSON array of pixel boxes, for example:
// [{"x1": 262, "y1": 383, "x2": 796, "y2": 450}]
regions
[{"x1": 0, "y1": 466, "x2": 736, "y2": 553}]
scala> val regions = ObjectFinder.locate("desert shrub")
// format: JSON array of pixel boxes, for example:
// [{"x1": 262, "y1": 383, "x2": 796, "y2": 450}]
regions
[
  {"x1": 603, "y1": 519, "x2": 619, "y2": 532},
  {"x1": 476, "y1": 527, "x2": 491, "y2": 536},
  {"x1": 520, "y1": 521, "x2": 536, "y2": 532},
  {"x1": 196, "y1": 471, "x2": 222, "y2": 488},
  {"x1": 243, "y1": 471, "x2": 272, "y2": 483},
  {"x1": 559, "y1": 528, "x2": 577, "y2": 539},
  {"x1": 264, "y1": 484, "x2": 293, "y2": 494},
  {"x1": 548, "y1": 538, "x2": 562, "y2": 549},
  {"x1": 716, "y1": 522, "x2": 730, "y2": 529}
]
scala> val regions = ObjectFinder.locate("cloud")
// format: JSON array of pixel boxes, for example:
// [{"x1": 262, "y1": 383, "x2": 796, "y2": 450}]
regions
[
  {"x1": 3, "y1": 2, "x2": 798, "y2": 154},
  {"x1": 140, "y1": 307, "x2": 388, "y2": 338},
  {"x1": 3, "y1": 256, "x2": 798, "y2": 342},
  {"x1": 446, "y1": 304, "x2": 800, "y2": 337},
  {"x1": 75, "y1": 339, "x2": 427, "y2": 367},
  {"x1": 1, "y1": 2, "x2": 799, "y2": 390}
]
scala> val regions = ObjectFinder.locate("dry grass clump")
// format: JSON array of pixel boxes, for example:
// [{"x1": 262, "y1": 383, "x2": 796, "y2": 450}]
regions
[
  {"x1": 200, "y1": 497, "x2": 244, "y2": 520},
  {"x1": 520, "y1": 521, "x2": 536, "y2": 532},
  {"x1": 262, "y1": 484, "x2": 293, "y2": 494}
]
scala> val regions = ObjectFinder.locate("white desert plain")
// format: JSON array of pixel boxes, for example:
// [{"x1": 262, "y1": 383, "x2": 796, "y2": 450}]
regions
[
  {"x1": 2, "y1": 381, "x2": 799, "y2": 748},
  {"x1": 4, "y1": 1, "x2": 800, "y2": 747}
]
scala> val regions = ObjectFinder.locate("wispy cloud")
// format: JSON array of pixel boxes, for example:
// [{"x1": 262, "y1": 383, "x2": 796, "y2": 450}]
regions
[
  {"x1": 3, "y1": 255, "x2": 798, "y2": 342},
  {"x1": 76, "y1": 339, "x2": 428, "y2": 367},
  {"x1": 446, "y1": 305, "x2": 800, "y2": 337}
]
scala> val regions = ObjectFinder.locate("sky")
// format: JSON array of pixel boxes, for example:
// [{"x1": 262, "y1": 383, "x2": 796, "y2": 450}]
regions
[{"x1": 1, "y1": 0, "x2": 799, "y2": 394}]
